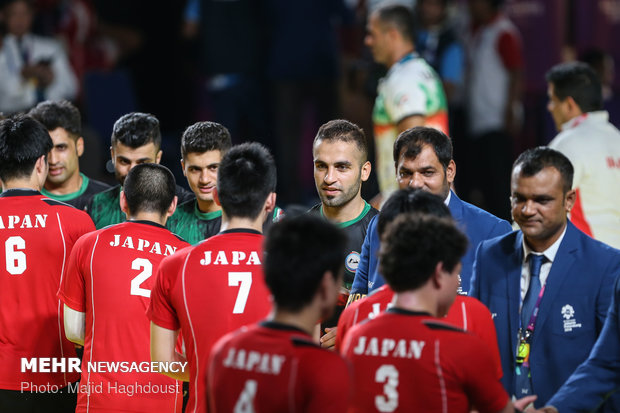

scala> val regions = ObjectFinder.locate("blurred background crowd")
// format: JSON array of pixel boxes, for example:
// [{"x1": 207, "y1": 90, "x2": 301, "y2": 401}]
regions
[{"x1": 0, "y1": 0, "x2": 618, "y2": 219}]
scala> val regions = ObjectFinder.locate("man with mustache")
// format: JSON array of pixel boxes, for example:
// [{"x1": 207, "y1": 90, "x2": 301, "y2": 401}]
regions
[{"x1": 309, "y1": 119, "x2": 378, "y2": 348}]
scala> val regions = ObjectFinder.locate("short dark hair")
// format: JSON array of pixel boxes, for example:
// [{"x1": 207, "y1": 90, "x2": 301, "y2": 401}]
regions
[
  {"x1": 513, "y1": 147, "x2": 574, "y2": 193},
  {"x1": 122, "y1": 163, "x2": 176, "y2": 216},
  {"x1": 380, "y1": 214, "x2": 467, "y2": 292},
  {"x1": 28, "y1": 100, "x2": 81, "y2": 137},
  {"x1": 393, "y1": 126, "x2": 452, "y2": 169},
  {"x1": 0, "y1": 115, "x2": 53, "y2": 181},
  {"x1": 217, "y1": 142, "x2": 277, "y2": 219},
  {"x1": 546, "y1": 61, "x2": 603, "y2": 113},
  {"x1": 314, "y1": 119, "x2": 368, "y2": 162},
  {"x1": 180, "y1": 121, "x2": 232, "y2": 159},
  {"x1": 264, "y1": 214, "x2": 347, "y2": 312},
  {"x1": 375, "y1": 4, "x2": 415, "y2": 43},
  {"x1": 377, "y1": 188, "x2": 451, "y2": 236},
  {"x1": 111, "y1": 112, "x2": 161, "y2": 149}
]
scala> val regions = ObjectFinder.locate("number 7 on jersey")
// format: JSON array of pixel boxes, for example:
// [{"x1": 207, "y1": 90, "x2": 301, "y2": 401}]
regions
[{"x1": 228, "y1": 272, "x2": 252, "y2": 314}]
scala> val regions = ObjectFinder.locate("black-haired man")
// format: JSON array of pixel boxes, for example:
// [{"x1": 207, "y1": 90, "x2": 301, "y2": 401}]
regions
[
  {"x1": 208, "y1": 214, "x2": 351, "y2": 412},
  {"x1": 309, "y1": 119, "x2": 377, "y2": 347},
  {"x1": 546, "y1": 61, "x2": 620, "y2": 249},
  {"x1": 29, "y1": 100, "x2": 109, "y2": 209},
  {"x1": 87, "y1": 112, "x2": 193, "y2": 229},
  {"x1": 59, "y1": 164, "x2": 189, "y2": 412},
  {"x1": 343, "y1": 213, "x2": 532, "y2": 411},
  {"x1": 470, "y1": 147, "x2": 620, "y2": 408},
  {"x1": 0, "y1": 115, "x2": 94, "y2": 412},
  {"x1": 148, "y1": 142, "x2": 275, "y2": 413}
]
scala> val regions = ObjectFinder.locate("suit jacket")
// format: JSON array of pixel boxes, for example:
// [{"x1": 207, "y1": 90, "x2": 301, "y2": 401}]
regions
[
  {"x1": 350, "y1": 190, "x2": 511, "y2": 296},
  {"x1": 470, "y1": 221, "x2": 620, "y2": 408},
  {"x1": 548, "y1": 275, "x2": 620, "y2": 412}
]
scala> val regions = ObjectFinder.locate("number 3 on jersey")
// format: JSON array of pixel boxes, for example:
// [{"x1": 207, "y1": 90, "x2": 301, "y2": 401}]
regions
[
  {"x1": 228, "y1": 272, "x2": 252, "y2": 314},
  {"x1": 375, "y1": 364, "x2": 399, "y2": 412}
]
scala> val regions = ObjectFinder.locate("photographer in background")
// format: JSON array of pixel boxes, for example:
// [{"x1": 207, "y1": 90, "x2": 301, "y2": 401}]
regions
[{"x1": 0, "y1": 0, "x2": 77, "y2": 115}]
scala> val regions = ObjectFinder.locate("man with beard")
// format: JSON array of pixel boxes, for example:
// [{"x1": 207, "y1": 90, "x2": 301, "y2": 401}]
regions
[
  {"x1": 28, "y1": 100, "x2": 109, "y2": 210},
  {"x1": 309, "y1": 119, "x2": 378, "y2": 348},
  {"x1": 87, "y1": 112, "x2": 193, "y2": 229}
]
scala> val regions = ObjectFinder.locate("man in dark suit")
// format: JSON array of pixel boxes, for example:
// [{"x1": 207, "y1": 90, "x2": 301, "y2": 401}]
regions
[
  {"x1": 350, "y1": 126, "x2": 511, "y2": 302},
  {"x1": 470, "y1": 147, "x2": 620, "y2": 409}
]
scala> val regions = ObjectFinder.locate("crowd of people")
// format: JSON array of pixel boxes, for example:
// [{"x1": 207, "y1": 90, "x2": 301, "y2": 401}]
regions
[{"x1": 2, "y1": 0, "x2": 620, "y2": 413}]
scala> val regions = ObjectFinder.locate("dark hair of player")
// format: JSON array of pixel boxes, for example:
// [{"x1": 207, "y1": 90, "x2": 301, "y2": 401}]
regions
[
  {"x1": 377, "y1": 188, "x2": 452, "y2": 236},
  {"x1": 264, "y1": 214, "x2": 347, "y2": 312},
  {"x1": 28, "y1": 100, "x2": 81, "y2": 138},
  {"x1": 513, "y1": 147, "x2": 574, "y2": 194},
  {"x1": 393, "y1": 126, "x2": 452, "y2": 170},
  {"x1": 0, "y1": 115, "x2": 53, "y2": 182},
  {"x1": 180, "y1": 121, "x2": 232, "y2": 159},
  {"x1": 111, "y1": 112, "x2": 161, "y2": 149},
  {"x1": 546, "y1": 61, "x2": 603, "y2": 114},
  {"x1": 217, "y1": 142, "x2": 276, "y2": 220},
  {"x1": 123, "y1": 163, "x2": 176, "y2": 216},
  {"x1": 375, "y1": 4, "x2": 415, "y2": 43},
  {"x1": 379, "y1": 214, "x2": 468, "y2": 293},
  {"x1": 314, "y1": 119, "x2": 368, "y2": 162}
]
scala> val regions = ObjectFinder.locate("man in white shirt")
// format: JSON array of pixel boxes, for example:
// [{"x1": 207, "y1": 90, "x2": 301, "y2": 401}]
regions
[
  {"x1": 0, "y1": 0, "x2": 77, "y2": 114},
  {"x1": 547, "y1": 61, "x2": 620, "y2": 249}
]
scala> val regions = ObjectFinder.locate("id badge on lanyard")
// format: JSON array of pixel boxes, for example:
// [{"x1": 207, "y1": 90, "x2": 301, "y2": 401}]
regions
[{"x1": 516, "y1": 285, "x2": 545, "y2": 368}]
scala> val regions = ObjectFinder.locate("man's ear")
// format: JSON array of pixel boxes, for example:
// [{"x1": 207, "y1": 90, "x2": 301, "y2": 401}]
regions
[
  {"x1": 431, "y1": 261, "x2": 444, "y2": 289},
  {"x1": 120, "y1": 190, "x2": 129, "y2": 215},
  {"x1": 264, "y1": 192, "x2": 276, "y2": 215},
  {"x1": 565, "y1": 189, "x2": 576, "y2": 213},
  {"x1": 361, "y1": 161, "x2": 371, "y2": 182},
  {"x1": 166, "y1": 195, "x2": 178, "y2": 218},
  {"x1": 181, "y1": 159, "x2": 187, "y2": 177},
  {"x1": 155, "y1": 150, "x2": 163, "y2": 164},
  {"x1": 76, "y1": 137, "x2": 85, "y2": 157}
]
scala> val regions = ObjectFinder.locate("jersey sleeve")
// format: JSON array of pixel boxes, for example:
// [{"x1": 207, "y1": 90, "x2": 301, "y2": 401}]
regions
[
  {"x1": 300, "y1": 351, "x2": 351, "y2": 413},
  {"x1": 456, "y1": 335, "x2": 509, "y2": 413},
  {"x1": 147, "y1": 255, "x2": 181, "y2": 330},
  {"x1": 464, "y1": 297, "x2": 503, "y2": 380},
  {"x1": 58, "y1": 233, "x2": 91, "y2": 312},
  {"x1": 336, "y1": 303, "x2": 358, "y2": 352},
  {"x1": 384, "y1": 71, "x2": 429, "y2": 123}
]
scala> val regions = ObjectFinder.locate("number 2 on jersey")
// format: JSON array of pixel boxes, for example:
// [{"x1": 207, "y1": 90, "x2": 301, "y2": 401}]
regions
[
  {"x1": 5, "y1": 236, "x2": 26, "y2": 275},
  {"x1": 130, "y1": 258, "x2": 153, "y2": 298},
  {"x1": 375, "y1": 364, "x2": 399, "y2": 412},
  {"x1": 228, "y1": 272, "x2": 252, "y2": 314}
]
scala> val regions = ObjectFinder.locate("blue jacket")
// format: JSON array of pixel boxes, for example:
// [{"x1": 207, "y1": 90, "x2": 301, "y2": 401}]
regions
[
  {"x1": 547, "y1": 275, "x2": 620, "y2": 412},
  {"x1": 470, "y1": 222, "x2": 620, "y2": 408},
  {"x1": 350, "y1": 190, "x2": 511, "y2": 297}
]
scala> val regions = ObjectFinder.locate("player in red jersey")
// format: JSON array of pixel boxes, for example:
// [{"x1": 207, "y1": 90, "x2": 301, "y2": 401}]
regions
[
  {"x1": 58, "y1": 164, "x2": 188, "y2": 412},
  {"x1": 337, "y1": 188, "x2": 502, "y2": 378},
  {"x1": 208, "y1": 213, "x2": 351, "y2": 412},
  {"x1": 148, "y1": 142, "x2": 276, "y2": 413},
  {"x1": 0, "y1": 115, "x2": 95, "y2": 412},
  {"x1": 342, "y1": 214, "x2": 535, "y2": 412}
]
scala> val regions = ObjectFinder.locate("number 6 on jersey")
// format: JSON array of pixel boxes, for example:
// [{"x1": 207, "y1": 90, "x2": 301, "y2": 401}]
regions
[{"x1": 228, "y1": 272, "x2": 252, "y2": 314}]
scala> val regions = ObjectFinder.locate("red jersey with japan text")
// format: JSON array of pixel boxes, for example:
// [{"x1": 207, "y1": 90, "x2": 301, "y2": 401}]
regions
[
  {"x1": 0, "y1": 189, "x2": 94, "y2": 390},
  {"x1": 336, "y1": 286, "x2": 503, "y2": 379},
  {"x1": 342, "y1": 308, "x2": 509, "y2": 413},
  {"x1": 58, "y1": 220, "x2": 188, "y2": 412},
  {"x1": 208, "y1": 321, "x2": 351, "y2": 413},
  {"x1": 147, "y1": 229, "x2": 272, "y2": 413}
]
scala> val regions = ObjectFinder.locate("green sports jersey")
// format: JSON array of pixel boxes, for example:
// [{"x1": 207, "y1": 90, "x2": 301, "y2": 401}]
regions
[
  {"x1": 87, "y1": 185, "x2": 196, "y2": 230},
  {"x1": 166, "y1": 200, "x2": 222, "y2": 245},
  {"x1": 166, "y1": 201, "x2": 285, "y2": 245}
]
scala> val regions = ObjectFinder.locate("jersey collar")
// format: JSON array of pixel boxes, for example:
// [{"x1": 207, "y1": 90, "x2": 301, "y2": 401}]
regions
[
  {"x1": 386, "y1": 307, "x2": 433, "y2": 317},
  {"x1": 260, "y1": 321, "x2": 311, "y2": 337},
  {"x1": 0, "y1": 188, "x2": 41, "y2": 198}
]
